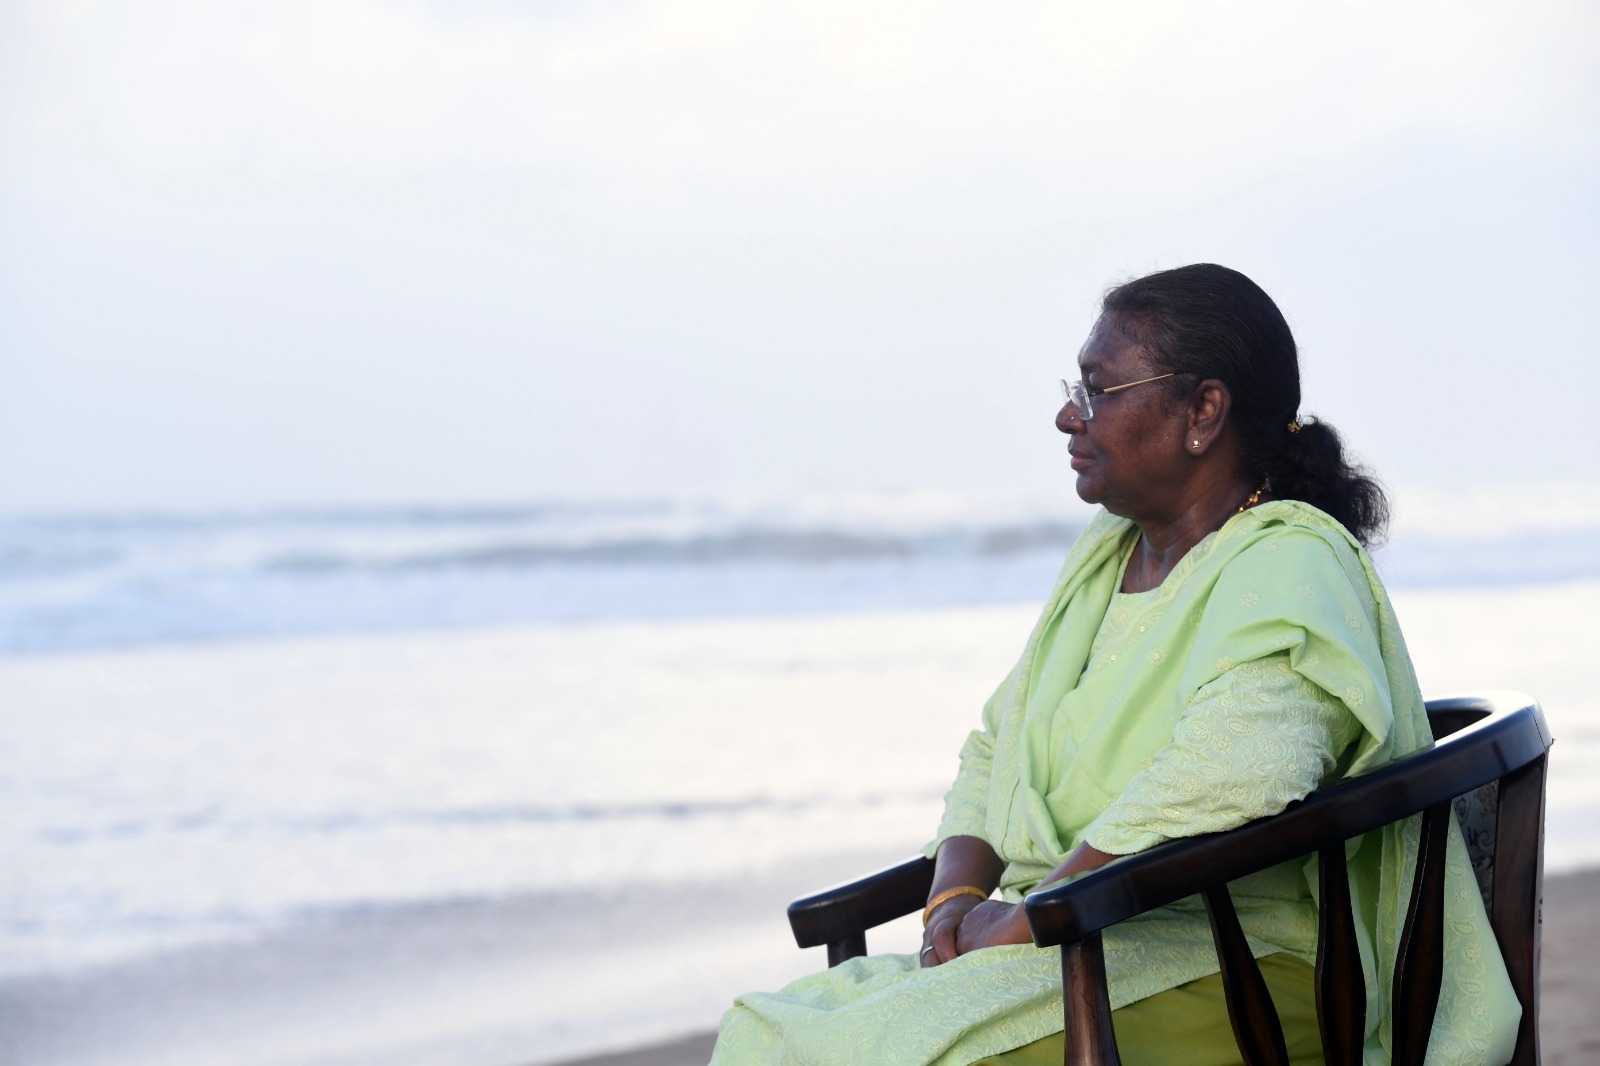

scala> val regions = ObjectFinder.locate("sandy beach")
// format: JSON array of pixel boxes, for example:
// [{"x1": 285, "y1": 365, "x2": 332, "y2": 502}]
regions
[{"x1": 556, "y1": 866, "x2": 1600, "y2": 1066}]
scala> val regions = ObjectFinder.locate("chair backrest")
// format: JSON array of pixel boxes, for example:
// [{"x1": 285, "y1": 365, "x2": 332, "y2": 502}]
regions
[{"x1": 1024, "y1": 691, "x2": 1552, "y2": 1066}]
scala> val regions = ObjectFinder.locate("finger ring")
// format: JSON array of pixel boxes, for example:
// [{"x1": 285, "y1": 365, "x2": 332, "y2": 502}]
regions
[{"x1": 921, "y1": 946, "x2": 936, "y2": 956}]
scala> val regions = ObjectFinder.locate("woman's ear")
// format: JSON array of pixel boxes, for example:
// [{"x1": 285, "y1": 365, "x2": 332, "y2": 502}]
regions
[{"x1": 1185, "y1": 379, "x2": 1231, "y2": 454}]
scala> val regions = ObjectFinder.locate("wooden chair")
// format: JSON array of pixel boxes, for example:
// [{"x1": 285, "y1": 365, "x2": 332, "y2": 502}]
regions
[{"x1": 787, "y1": 691, "x2": 1552, "y2": 1065}]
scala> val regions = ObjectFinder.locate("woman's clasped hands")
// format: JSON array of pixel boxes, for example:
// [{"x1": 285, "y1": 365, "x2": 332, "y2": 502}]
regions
[
  {"x1": 919, "y1": 837, "x2": 1116, "y2": 968},
  {"x1": 920, "y1": 897, "x2": 1032, "y2": 967}
]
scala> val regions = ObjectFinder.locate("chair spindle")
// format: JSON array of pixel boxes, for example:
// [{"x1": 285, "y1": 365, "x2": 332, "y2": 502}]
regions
[
  {"x1": 1315, "y1": 841, "x2": 1367, "y2": 1066},
  {"x1": 1391, "y1": 801, "x2": 1451, "y2": 1066},
  {"x1": 1491, "y1": 756, "x2": 1547, "y2": 1066},
  {"x1": 1201, "y1": 884, "x2": 1290, "y2": 1066}
]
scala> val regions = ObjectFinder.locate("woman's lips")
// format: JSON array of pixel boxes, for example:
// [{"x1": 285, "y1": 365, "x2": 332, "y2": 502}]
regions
[{"x1": 1069, "y1": 452, "x2": 1092, "y2": 470}]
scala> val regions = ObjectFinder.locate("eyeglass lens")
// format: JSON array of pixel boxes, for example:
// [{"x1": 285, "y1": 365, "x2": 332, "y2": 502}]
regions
[{"x1": 1060, "y1": 379, "x2": 1093, "y2": 420}]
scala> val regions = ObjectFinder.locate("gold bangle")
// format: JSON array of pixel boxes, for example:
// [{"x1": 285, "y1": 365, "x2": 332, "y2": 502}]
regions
[{"x1": 922, "y1": 885, "x2": 990, "y2": 927}]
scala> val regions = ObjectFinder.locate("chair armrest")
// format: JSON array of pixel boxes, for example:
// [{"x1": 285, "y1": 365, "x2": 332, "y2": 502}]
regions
[
  {"x1": 788, "y1": 856, "x2": 935, "y2": 949},
  {"x1": 1025, "y1": 696, "x2": 1549, "y2": 947}
]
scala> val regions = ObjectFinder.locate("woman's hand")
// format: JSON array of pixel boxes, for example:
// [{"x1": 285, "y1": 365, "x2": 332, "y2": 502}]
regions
[
  {"x1": 919, "y1": 895, "x2": 983, "y2": 967},
  {"x1": 920, "y1": 835, "x2": 1006, "y2": 968},
  {"x1": 953, "y1": 900, "x2": 1032, "y2": 955}
]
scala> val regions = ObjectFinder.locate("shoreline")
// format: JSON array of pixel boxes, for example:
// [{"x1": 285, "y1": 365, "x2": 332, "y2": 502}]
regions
[{"x1": 544, "y1": 867, "x2": 1600, "y2": 1066}]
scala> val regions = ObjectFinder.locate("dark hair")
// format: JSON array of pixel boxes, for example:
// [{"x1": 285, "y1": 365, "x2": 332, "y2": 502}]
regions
[{"x1": 1102, "y1": 263, "x2": 1389, "y2": 546}]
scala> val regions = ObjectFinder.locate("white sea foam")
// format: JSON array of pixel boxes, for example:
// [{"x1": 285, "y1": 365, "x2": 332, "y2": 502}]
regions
[
  {"x1": 1389, "y1": 481, "x2": 1600, "y2": 538},
  {"x1": 0, "y1": 605, "x2": 1033, "y2": 978}
]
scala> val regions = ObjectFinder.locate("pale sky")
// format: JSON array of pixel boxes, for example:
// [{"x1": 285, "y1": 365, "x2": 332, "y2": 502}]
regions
[{"x1": 2, "y1": 0, "x2": 1596, "y2": 513}]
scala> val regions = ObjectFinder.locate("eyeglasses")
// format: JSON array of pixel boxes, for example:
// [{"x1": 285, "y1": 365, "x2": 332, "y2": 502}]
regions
[{"x1": 1058, "y1": 373, "x2": 1176, "y2": 420}]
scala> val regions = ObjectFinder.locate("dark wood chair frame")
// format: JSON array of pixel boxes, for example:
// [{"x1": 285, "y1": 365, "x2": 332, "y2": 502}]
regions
[{"x1": 787, "y1": 692, "x2": 1552, "y2": 1066}]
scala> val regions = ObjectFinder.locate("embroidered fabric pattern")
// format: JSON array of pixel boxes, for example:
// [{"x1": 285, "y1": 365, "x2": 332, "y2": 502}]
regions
[{"x1": 1084, "y1": 654, "x2": 1362, "y2": 853}]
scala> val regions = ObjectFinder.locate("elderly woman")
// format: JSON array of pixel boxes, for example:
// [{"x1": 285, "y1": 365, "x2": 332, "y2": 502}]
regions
[{"x1": 709, "y1": 265, "x2": 1520, "y2": 1066}]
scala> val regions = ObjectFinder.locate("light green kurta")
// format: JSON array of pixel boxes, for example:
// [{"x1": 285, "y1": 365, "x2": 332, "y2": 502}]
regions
[{"x1": 711, "y1": 502, "x2": 1520, "y2": 1066}]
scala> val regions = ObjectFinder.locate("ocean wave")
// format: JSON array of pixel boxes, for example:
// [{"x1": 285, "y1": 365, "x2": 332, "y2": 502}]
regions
[
  {"x1": 32, "y1": 789, "x2": 948, "y2": 846},
  {"x1": 0, "y1": 493, "x2": 1085, "y2": 582},
  {"x1": 261, "y1": 523, "x2": 1083, "y2": 573}
]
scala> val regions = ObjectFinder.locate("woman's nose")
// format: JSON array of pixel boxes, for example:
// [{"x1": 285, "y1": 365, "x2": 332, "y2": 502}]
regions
[{"x1": 1056, "y1": 402, "x2": 1084, "y2": 435}]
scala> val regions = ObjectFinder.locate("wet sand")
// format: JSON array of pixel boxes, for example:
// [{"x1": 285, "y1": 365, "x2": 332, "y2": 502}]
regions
[
  {"x1": 554, "y1": 866, "x2": 1600, "y2": 1066},
  {"x1": 1539, "y1": 869, "x2": 1600, "y2": 1065}
]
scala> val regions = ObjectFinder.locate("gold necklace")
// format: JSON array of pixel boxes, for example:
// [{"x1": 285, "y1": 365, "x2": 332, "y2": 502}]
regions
[{"x1": 1236, "y1": 481, "x2": 1270, "y2": 513}]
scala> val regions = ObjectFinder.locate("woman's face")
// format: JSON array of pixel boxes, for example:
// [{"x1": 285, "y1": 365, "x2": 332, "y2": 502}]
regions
[{"x1": 1056, "y1": 314, "x2": 1191, "y2": 517}]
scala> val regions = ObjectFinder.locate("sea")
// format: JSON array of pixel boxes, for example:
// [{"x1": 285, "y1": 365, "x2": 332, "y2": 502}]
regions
[
  {"x1": 3, "y1": 486, "x2": 1598, "y2": 1066},
  {"x1": 8, "y1": 487, "x2": 1600, "y2": 657}
]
